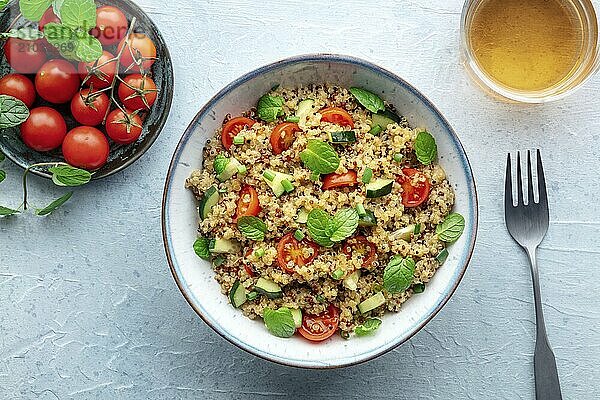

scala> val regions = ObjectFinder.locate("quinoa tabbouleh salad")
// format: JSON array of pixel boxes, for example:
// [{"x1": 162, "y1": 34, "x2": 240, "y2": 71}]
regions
[{"x1": 186, "y1": 84, "x2": 465, "y2": 341}]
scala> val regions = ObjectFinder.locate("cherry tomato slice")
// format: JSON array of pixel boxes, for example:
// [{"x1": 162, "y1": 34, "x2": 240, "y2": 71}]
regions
[
  {"x1": 243, "y1": 248, "x2": 256, "y2": 277},
  {"x1": 222, "y1": 116, "x2": 255, "y2": 150},
  {"x1": 342, "y1": 235, "x2": 377, "y2": 269},
  {"x1": 397, "y1": 168, "x2": 431, "y2": 207},
  {"x1": 270, "y1": 122, "x2": 300, "y2": 154},
  {"x1": 322, "y1": 170, "x2": 358, "y2": 190},
  {"x1": 319, "y1": 107, "x2": 354, "y2": 128},
  {"x1": 276, "y1": 233, "x2": 319, "y2": 274},
  {"x1": 234, "y1": 185, "x2": 261, "y2": 222},
  {"x1": 298, "y1": 304, "x2": 340, "y2": 342}
]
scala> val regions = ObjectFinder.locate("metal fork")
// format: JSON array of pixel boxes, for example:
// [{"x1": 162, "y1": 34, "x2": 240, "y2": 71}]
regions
[{"x1": 504, "y1": 150, "x2": 562, "y2": 400}]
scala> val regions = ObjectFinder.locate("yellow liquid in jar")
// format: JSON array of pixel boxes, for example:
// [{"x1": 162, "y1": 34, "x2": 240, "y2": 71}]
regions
[{"x1": 468, "y1": 0, "x2": 585, "y2": 91}]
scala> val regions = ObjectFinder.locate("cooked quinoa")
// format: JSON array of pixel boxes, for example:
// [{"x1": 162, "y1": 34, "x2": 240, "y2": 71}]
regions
[{"x1": 186, "y1": 84, "x2": 457, "y2": 340}]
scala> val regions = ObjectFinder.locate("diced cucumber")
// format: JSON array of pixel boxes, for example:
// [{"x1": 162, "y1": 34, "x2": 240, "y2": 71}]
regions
[
  {"x1": 371, "y1": 109, "x2": 400, "y2": 130},
  {"x1": 369, "y1": 125, "x2": 383, "y2": 136},
  {"x1": 296, "y1": 207, "x2": 309, "y2": 224},
  {"x1": 254, "y1": 277, "x2": 283, "y2": 299},
  {"x1": 290, "y1": 308, "x2": 302, "y2": 328},
  {"x1": 198, "y1": 185, "x2": 219, "y2": 220},
  {"x1": 355, "y1": 203, "x2": 367, "y2": 216},
  {"x1": 343, "y1": 270, "x2": 361, "y2": 291},
  {"x1": 262, "y1": 169, "x2": 294, "y2": 197},
  {"x1": 362, "y1": 167, "x2": 373, "y2": 184},
  {"x1": 366, "y1": 178, "x2": 394, "y2": 198},
  {"x1": 328, "y1": 130, "x2": 356, "y2": 144},
  {"x1": 436, "y1": 248, "x2": 449, "y2": 265},
  {"x1": 217, "y1": 156, "x2": 243, "y2": 182},
  {"x1": 209, "y1": 238, "x2": 241, "y2": 254},
  {"x1": 229, "y1": 280, "x2": 247, "y2": 308},
  {"x1": 296, "y1": 99, "x2": 315, "y2": 122},
  {"x1": 390, "y1": 224, "x2": 417, "y2": 241},
  {"x1": 358, "y1": 292, "x2": 386, "y2": 314},
  {"x1": 358, "y1": 209, "x2": 378, "y2": 227}
]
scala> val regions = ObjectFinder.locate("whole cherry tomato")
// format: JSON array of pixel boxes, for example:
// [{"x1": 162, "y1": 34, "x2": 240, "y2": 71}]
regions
[
  {"x1": 3, "y1": 38, "x2": 47, "y2": 74},
  {"x1": 0, "y1": 74, "x2": 36, "y2": 108},
  {"x1": 70, "y1": 89, "x2": 110, "y2": 126},
  {"x1": 90, "y1": 6, "x2": 128, "y2": 46},
  {"x1": 35, "y1": 59, "x2": 80, "y2": 104},
  {"x1": 62, "y1": 126, "x2": 110, "y2": 170},
  {"x1": 78, "y1": 50, "x2": 117, "y2": 90},
  {"x1": 38, "y1": 7, "x2": 60, "y2": 31},
  {"x1": 19, "y1": 107, "x2": 66, "y2": 152},
  {"x1": 105, "y1": 109, "x2": 143, "y2": 144},
  {"x1": 117, "y1": 74, "x2": 157, "y2": 111},
  {"x1": 117, "y1": 33, "x2": 156, "y2": 72}
]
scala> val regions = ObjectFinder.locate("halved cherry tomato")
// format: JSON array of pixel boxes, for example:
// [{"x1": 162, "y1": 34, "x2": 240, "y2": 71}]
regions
[
  {"x1": 233, "y1": 185, "x2": 261, "y2": 222},
  {"x1": 270, "y1": 122, "x2": 300, "y2": 154},
  {"x1": 243, "y1": 248, "x2": 255, "y2": 277},
  {"x1": 397, "y1": 168, "x2": 431, "y2": 207},
  {"x1": 276, "y1": 233, "x2": 319, "y2": 274},
  {"x1": 298, "y1": 304, "x2": 340, "y2": 342},
  {"x1": 342, "y1": 235, "x2": 377, "y2": 269},
  {"x1": 319, "y1": 107, "x2": 354, "y2": 128},
  {"x1": 221, "y1": 116, "x2": 255, "y2": 150},
  {"x1": 322, "y1": 170, "x2": 358, "y2": 190}
]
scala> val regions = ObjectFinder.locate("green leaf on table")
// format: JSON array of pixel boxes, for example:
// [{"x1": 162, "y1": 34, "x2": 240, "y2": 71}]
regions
[
  {"x1": 19, "y1": 0, "x2": 53, "y2": 21},
  {"x1": 35, "y1": 192, "x2": 73, "y2": 216},
  {"x1": 48, "y1": 165, "x2": 91, "y2": 186},
  {"x1": 0, "y1": 95, "x2": 29, "y2": 129},
  {"x1": 414, "y1": 131, "x2": 437, "y2": 165},
  {"x1": 257, "y1": 94, "x2": 284, "y2": 122},
  {"x1": 237, "y1": 216, "x2": 267, "y2": 241},
  {"x1": 0, "y1": 170, "x2": 5, "y2": 183},
  {"x1": 349, "y1": 87, "x2": 385, "y2": 114},
  {"x1": 436, "y1": 213, "x2": 465, "y2": 243},
  {"x1": 193, "y1": 237, "x2": 211, "y2": 260},
  {"x1": 300, "y1": 139, "x2": 340, "y2": 175},
  {"x1": 383, "y1": 255, "x2": 415, "y2": 293},
  {"x1": 263, "y1": 307, "x2": 296, "y2": 338},
  {"x1": 74, "y1": 33, "x2": 102, "y2": 62},
  {"x1": 327, "y1": 208, "x2": 359, "y2": 242},
  {"x1": 355, "y1": 318, "x2": 382, "y2": 337},
  {"x1": 59, "y1": 0, "x2": 96, "y2": 29},
  {"x1": 306, "y1": 208, "x2": 334, "y2": 247},
  {"x1": 0, "y1": 206, "x2": 20, "y2": 216}
]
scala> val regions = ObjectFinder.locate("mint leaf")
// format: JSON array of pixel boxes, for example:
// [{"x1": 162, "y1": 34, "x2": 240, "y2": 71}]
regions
[
  {"x1": 349, "y1": 87, "x2": 385, "y2": 114},
  {"x1": 43, "y1": 23, "x2": 78, "y2": 59},
  {"x1": 74, "y1": 33, "x2": 102, "y2": 62},
  {"x1": 414, "y1": 131, "x2": 437, "y2": 165},
  {"x1": 19, "y1": 0, "x2": 53, "y2": 21},
  {"x1": 213, "y1": 154, "x2": 229, "y2": 175},
  {"x1": 0, "y1": 206, "x2": 19, "y2": 216},
  {"x1": 49, "y1": 165, "x2": 91, "y2": 186},
  {"x1": 0, "y1": 95, "x2": 29, "y2": 129},
  {"x1": 35, "y1": 192, "x2": 73, "y2": 216},
  {"x1": 263, "y1": 307, "x2": 296, "y2": 338},
  {"x1": 53, "y1": 0, "x2": 64, "y2": 16},
  {"x1": 355, "y1": 318, "x2": 382, "y2": 336},
  {"x1": 307, "y1": 209, "x2": 334, "y2": 247},
  {"x1": 237, "y1": 216, "x2": 267, "y2": 241},
  {"x1": 0, "y1": 27, "x2": 44, "y2": 40},
  {"x1": 0, "y1": 0, "x2": 10, "y2": 11},
  {"x1": 383, "y1": 256, "x2": 415, "y2": 293},
  {"x1": 0, "y1": 170, "x2": 5, "y2": 183},
  {"x1": 193, "y1": 237, "x2": 211, "y2": 260},
  {"x1": 436, "y1": 213, "x2": 465, "y2": 243},
  {"x1": 300, "y1": 140, "x2": 340, "y2": 174},
  {"x1": 257, "y1": 94, "x2": 284, "y2": 122},
  {"x1": 59, "y1": 0, "x2": 96, "y2": 29},
  {"x1": 327, "y1": 208, "x2": 359, "y2": 242}
]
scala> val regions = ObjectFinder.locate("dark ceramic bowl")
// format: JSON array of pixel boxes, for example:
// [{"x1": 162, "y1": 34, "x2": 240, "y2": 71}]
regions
[{"x1": 0, "y1": 0, "x2": 173, "y2": 179}]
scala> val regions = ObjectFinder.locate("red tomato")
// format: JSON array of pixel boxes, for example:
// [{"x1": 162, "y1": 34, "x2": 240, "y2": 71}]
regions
[
  {"x1": 0, "y1": 74, "x2": 36, "y2": 108},
  {"x1": 397, "y1": 168, "x2": 431, "y2": 207},
  {"x1": 78, "y1": 50, "x2": 117, "y2": 90},
  {"x1": 70, "y1": 89, "x2": 110, "y2": 126},
  {"x1": 3, "y1": 38, "x2": 47, "y2": 74},
  {"x1": 298, "y1": 305, "x2": 340, "y2": 342},
  {"x1": 35, "y1": 59, "x2": 80, "y2": 104},
  {"x1": 270, "y1": 122, "x2": 300, "y2": 154},
  {"x1": 117, "y1": 74, "x2": 157, "y2": 111},
  {"x1": 342, "y1": 235, "x2": 377, "y2": 269},
  {"x1": 19, "y1": 107, "x2": 66, "y2": 152},
  {"x1": 243, "y1": 248, "x2": 256, "y2": 277},
  {"x1": 117, "y1": 33, "x2": 156, "y2": 72},
  {"x1": 38, "y1": 7, "x2": 60, "y2": 31},
  {"x1": 221, "y1": 116, "x2": 255, "y2": 150},
  {"x1": 322, "y1": 170, "x2": 358, "y2": 190},
  {"x1": 62, "y1": 126, "x2": 110, "y2": 170},
  {"x1": 105, "y1": 109, "x2": 143, "y2": 144},
  {"x1": 90, "y1": 6, "x2": 128, "y2": 46},
  {"x1": 319, "y1": 107, "x2": 354, "y2": 128},
  {"x1": 276, "y1": 233, "x2": 319, "y2": 274},
  {"x1": 233, "y1": 185, "x2": 261, "y2": 222}
]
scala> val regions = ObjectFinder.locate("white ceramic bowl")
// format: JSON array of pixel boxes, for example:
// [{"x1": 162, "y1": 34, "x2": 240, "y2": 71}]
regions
[{"x1": 162, "y1": 54, "x2": 478, "y2": 368}]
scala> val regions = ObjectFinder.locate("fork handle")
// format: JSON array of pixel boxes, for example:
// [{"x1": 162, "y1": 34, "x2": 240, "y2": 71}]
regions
[{"x1": 527, "y1": 248, "x2": 563, "y2": 400}]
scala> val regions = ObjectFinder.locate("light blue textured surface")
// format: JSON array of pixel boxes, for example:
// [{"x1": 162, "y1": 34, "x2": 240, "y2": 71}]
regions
[{"x1": 1, "y1": 0, "x2": 599, "y2": 398}]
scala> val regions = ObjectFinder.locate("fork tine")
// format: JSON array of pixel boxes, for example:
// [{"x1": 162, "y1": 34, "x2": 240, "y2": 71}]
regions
[
  {"x1": 536, "y1": 149, "x2": 548, "y2": 206},
  {"x1": 505, "y1": 153, "x2": 514, "y2": 208},
  {"x1": 516, "y1": 151, "x2": 524, "y2": 205},
  {"x1": 527, "y1": 150, "x2": 534, "y2": 204}
]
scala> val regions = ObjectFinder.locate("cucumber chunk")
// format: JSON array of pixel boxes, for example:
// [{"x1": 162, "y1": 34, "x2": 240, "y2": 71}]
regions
[
  {"x1": 389, "y1": 224, "x2": 417, "y2": 241},
  {"x1": 343, "y1": 270, "x2": 361, "y2": 291},
  {"x1": 328, "y1": 130, "x2": 357, "y2": 144},
  {"x1": 371, "y1": 109, "x2": 400, "y2": 130},
  {"x1": 254, "y1": 277, "x2": 283, "y2": 299},
  {"x1": 358, "y1": 292, "x2": 386, "y2": 314},
  {"x1": 229, "y1": 280, "x2": 247, "y2": 308},
  {"x1": 209, "y1": 238, "x2": 241, "y2": 254},
  {"x1": 262, "y1": 169, "x2": 295, "y2": 197},
  {"x1": 296, "y1": 99, "x2": 315, "y2": 122},
  {"x1": 436, "y1": 248, "x2": 449, "y2": 265},
  {"x1": 296, "y1": 207, "x2": 309, "y2": 224},
  {"x1": 358, "y1": 209, "x2": 378, "y2": 227},
  {"x1": 198, "y1": 185, "x2": 219, "y2": 220},
  {"x1": 290, "y1": 308, "x2": 302, "y2": 328},
  {"x1": 217, "y1": 156, "x2": 243, "y2": 182},
  {"x1": 366, "y1": 178, "x2": 394, "y2": 198}
]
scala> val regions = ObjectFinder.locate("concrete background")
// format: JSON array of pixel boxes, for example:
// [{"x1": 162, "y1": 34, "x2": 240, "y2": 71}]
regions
[{"x1": 1, "y1": 0, "x2": 599, "y2": 398}]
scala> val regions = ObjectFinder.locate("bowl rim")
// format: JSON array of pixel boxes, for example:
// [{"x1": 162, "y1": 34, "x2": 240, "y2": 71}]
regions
[
  {"x1": 0, "y1": 0, "x2": 175, "y2": 180},
  {"x1": 161, "y1": 53, "x2": 479, "y2": 369}
]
